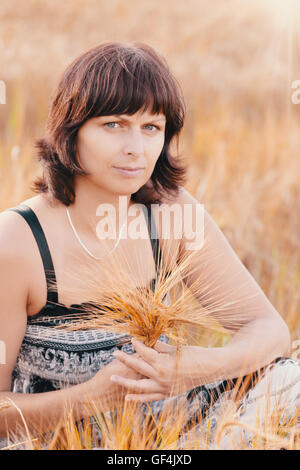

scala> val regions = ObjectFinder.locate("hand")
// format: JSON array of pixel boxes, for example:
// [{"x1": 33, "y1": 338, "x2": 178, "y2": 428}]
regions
[
  {"x1": 110, "y1": 340, "x2": 190, "y2": 403},
  {"x1": 88, "y1": 355, "x2": 146, "y2": 410}
]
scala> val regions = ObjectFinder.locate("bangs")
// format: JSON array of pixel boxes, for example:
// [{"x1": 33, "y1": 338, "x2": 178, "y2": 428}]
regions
[
  {"x1": 69, "y1": 42, "x2": 184, "y2": 131},
  {"x1": 95, "y1": 70, "x2": 166, "y2": 115},
  {"x1": 92, "y1": 66, "x2": 168, "y2": 118}
]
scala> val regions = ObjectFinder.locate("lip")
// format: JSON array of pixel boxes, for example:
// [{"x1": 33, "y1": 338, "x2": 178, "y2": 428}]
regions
[{"x1": 113, "y1": 167, "x2": 145, "y2": 177}]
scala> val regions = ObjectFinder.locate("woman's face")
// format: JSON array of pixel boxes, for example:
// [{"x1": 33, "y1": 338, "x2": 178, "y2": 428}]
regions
[{"x1": 75, "y1": 108, "x2": 166, "y2": 196}]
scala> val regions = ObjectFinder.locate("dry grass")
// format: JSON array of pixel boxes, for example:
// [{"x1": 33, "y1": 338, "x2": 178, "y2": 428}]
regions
[
  {"x1": 2, "y1": 392, "x2": 299, "y2": 450},
  {"x1": 0, "y1": 0, "x2": 300, "y2": 450},
  {"x1": 48, "y1": 242, "x2": 232, "y2": 346}
]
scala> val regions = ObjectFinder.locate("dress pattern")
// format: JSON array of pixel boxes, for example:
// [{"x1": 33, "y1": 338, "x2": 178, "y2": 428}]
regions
[{"x1": 10, "y1": 304, "x2": 147, "y2": 393}]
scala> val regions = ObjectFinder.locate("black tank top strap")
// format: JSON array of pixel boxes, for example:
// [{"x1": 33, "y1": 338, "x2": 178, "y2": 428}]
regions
[
  {"x1": 6, "y1": 203, "x2": 161, "y2": 305},
  {"x1": 6, "y1": 203, "x2": 58, "y2": 304},
  {"x1": 142, "y1": 204, "x2": 163, "y2": 276}
]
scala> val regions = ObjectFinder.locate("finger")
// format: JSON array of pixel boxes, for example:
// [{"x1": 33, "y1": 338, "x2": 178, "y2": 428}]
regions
[
  {"x1": 131, "y1": 340, "x2": 159, "y2": 363},
  {"x1": 110, "y1": 376, "x2": 159, "y2": 393},
  {"x1": 154, "y1": 340, "x2": 175, "y2": 353},
  {"x1": 125, "y1": 393, "x2": 166, "y2": 402},
  {"x1": 113, "y1": 350, "x2": 156, "y2": 378}
]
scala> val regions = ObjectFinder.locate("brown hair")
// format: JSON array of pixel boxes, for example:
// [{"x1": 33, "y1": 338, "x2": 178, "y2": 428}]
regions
[{"x1": 32, "y1": 41, "x2": 187, "y2": 206}]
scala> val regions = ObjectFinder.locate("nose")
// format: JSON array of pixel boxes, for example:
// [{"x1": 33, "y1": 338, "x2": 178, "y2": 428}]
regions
[{"x1": 123, "y1": 128, "x2": 145, "y2": 157}]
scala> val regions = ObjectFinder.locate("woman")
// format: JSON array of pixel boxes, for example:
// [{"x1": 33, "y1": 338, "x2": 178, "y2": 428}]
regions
[{"x1": 0, "y1": 41, "x2": 299, "y2": 449}]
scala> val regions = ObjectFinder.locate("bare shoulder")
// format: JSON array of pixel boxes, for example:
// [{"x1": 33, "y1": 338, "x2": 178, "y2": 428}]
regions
[
  {"x1": 0, "y1": 209, "x2": 30, "y2": 259},
  {"x1": 160, "y1": 186, "x2": 217, "y2": 228},
  {"x1": 155, "y1": 187, "x2": 215, "y2": 258},
  {"x1": 0, "y1": 207, "x2": 33, "y2": 317},
  {"x1": 157, "y1": 185, "x2": 206, "y2": 222},
  {"x1": 0, "y1": 195, "x2": 48, "y2": 260}
]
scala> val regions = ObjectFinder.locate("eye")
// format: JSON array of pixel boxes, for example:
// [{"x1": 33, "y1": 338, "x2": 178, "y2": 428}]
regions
[
  {"x1": 104, "y1": 122, "x2": 120, "y2": 129},
  {"x1": 144, "y1": 124, "x2": 161, "y2": 132}
]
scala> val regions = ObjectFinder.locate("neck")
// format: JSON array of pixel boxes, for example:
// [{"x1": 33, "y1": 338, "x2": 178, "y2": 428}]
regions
[{"x1": 66, "y1": 176, "x2": 134, "y2": 238}]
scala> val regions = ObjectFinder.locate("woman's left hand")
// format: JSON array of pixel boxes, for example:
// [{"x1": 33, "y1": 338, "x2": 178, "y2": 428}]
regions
[{"x1": 110, "y1": 340, "x2": 189, "y2": 402}]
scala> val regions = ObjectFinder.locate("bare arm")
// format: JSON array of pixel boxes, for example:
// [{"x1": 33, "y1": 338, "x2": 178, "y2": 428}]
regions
[
  {"x1": 0, "y1": 360, "x2": 140, "y2": 440},
  {"x1": 0, "y1": 212, "x2": 141, "y2": 440},
  {"x1": 176, "y1": 188, "x2": 291, "y2": 381}
]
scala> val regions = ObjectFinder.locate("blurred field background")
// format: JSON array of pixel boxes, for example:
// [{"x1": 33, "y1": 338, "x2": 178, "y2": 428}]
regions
[{"x1": 0, "y1": 0, "x2": 300, "y2": 350}]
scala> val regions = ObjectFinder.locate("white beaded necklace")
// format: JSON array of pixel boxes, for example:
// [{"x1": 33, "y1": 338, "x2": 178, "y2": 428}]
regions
[{"x1": 66, "y1": 207, "x2": 126, "y2": 260}]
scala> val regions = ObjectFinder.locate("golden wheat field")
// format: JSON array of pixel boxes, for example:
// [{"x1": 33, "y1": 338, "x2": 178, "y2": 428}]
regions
[{"x1": 0, "y1": 0, "x2": 300, "y2": 450}]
